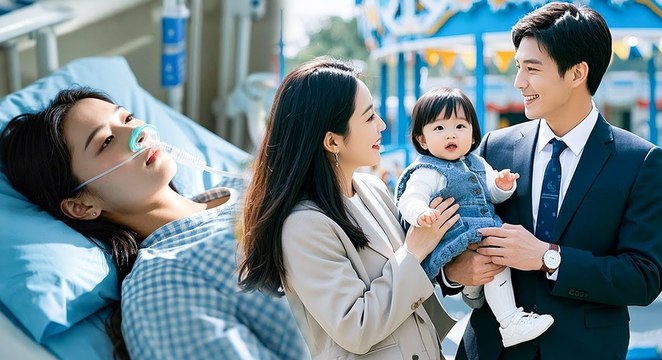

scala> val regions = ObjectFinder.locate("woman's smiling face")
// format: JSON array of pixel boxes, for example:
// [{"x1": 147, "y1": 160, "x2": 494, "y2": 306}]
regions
[{"x1": 336, "y1": 79, "x2": 386, "y2": 170}]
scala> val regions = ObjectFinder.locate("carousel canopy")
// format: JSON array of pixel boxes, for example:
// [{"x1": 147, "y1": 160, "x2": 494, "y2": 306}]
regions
[{"x1": 357, "y1": 0, "x2": 662, "y2": 62}]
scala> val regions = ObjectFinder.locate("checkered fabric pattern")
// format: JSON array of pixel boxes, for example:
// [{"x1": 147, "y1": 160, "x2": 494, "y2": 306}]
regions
[{"x1": 121, "y1": 186, "x2": 309, "y2": 360}]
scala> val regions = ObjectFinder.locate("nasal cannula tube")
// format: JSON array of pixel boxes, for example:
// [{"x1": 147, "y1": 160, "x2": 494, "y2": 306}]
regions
[
  {"x1": 158, "y1": 142, "x2": 241, "y2": 177},
  {"x1": 131, "y1": 124, "x2": 243, "y2": 178}
]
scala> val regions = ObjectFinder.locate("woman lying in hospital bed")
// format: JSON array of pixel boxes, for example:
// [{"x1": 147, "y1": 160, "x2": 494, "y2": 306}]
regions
[{"x1": 0, "y1": 57, "x2": 308, "y2": 360}]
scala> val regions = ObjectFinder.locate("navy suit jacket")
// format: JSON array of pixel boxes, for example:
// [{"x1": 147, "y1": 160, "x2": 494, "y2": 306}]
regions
[{"x1": 456, "y1": 116, "x2": 662, "y2": 360}]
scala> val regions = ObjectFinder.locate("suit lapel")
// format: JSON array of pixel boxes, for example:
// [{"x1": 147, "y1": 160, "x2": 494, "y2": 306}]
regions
[
  {"x1": 350, "y1": 177, "x2": 401, "y2": 258},
  {"x1": 513, "y1": 121, "x2": 539, "y2": 232},
  {"x1": 551, "y1": 115, "x2": 614, "y2": 243}
]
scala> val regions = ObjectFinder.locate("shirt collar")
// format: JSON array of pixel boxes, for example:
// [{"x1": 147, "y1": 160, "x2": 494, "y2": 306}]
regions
[
  {"x1": 140, "y1": 187, "x2": 238, "y2": 249},
  {"x1": 536, "y1": 103, "x2": 599, "y2": 156}
]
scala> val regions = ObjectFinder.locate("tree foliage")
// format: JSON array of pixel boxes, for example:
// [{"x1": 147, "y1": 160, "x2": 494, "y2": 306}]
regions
[{"x1": 288, "y1": 16, "x2": 369, "y2": 71}]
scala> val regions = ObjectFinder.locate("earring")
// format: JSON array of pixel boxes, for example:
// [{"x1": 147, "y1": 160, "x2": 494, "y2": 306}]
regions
[
  {"x1": 92, "y1": 212, "x2": 97, "y2": 217},
  {"x1": 334, "y1": 151, "x2": 339, "y2": 167}
]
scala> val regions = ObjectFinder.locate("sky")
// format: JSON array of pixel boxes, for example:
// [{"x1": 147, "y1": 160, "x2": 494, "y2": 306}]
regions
[{"x1": 282, "y1": 0, "x2": 357, "y2": 56}]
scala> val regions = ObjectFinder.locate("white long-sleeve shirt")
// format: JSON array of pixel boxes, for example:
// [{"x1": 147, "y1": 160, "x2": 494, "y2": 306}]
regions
[{"x1": 399, "y1": 156, "x2": 516, "y2": 227}]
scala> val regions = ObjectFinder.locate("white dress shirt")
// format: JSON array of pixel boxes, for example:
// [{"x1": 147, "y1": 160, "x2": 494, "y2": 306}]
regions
[
  {"x1": 532, "y1": 104, "x2": 599, "y2": 231},
  {"x1": 533, "y1": 104, "x2": 599, "y2": 280}
]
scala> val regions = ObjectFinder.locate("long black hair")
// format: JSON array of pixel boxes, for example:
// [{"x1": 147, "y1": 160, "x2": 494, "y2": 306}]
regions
[
  {"x1": 512, "y1": 2, "x2": 611, "y2": 95},
  {"x1": 238, "y1": 57, "x2": 370, "y2": 296},
  {"x1": 0, "y1": 88, "x2": 141, "y2": 360}
]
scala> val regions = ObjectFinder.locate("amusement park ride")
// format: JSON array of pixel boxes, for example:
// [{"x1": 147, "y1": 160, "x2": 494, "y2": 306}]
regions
[{"x1": 355, "y1": 0, "x2": 662, "y2": 150}]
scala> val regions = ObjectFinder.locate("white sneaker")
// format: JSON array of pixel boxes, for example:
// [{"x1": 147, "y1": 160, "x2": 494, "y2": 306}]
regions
[{"x1": 499, "y1": 307, "x2": 554, "y2": 347}]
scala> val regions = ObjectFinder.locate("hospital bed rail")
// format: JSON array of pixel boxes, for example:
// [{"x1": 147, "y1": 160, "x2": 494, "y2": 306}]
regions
[{"x1": 0, "y1": 2, "x2": 73, "y2": 91}]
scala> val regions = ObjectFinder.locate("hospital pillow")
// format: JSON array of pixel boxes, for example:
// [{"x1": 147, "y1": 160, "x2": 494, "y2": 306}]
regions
[{"x1": 0, "y1": 56, "x2": 251, "y2": 354}]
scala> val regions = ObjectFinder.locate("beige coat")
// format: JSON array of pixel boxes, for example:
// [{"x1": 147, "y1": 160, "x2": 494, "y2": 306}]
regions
[{"x1": 282, "y1": 173, "x2": 456, "y2": 360}]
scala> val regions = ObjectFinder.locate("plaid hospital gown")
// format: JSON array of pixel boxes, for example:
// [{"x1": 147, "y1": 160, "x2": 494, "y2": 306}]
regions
[{"x1": 121, "y1": 186, "x2": 309, "y2": 359}]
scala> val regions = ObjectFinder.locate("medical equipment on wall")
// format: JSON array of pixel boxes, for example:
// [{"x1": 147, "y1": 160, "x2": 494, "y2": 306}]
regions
[
  {"x1": 215, "y1": 0, "x2": 268, "y2": 147},
  {"x1": 161, "y1": 0, "x2": 189, "y2": 113},
  {"x1": 224, "y1": 72, "x2": 277, "y2": 148},
  {"x1": 72, "y1": 123, "x2": 241, "y2": 192},
  {"x1": 158, "y1": 0, "x2": 273, "y2": 148}
]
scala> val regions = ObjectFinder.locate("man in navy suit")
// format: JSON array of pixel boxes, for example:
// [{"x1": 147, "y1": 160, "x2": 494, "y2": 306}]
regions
[{"x1": 444, "y1": 2, "x2": 662, "y2": 359}]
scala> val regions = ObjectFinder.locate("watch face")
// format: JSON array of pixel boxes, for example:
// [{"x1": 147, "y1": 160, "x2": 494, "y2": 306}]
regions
[{"x1": 544, "y1": 250, "x2": 561, "y2": 269}]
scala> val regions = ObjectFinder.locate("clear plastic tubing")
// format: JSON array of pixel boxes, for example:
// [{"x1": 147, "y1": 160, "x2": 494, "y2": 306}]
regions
[
  {"x1": 158, "y1": 142, "x2": 239, "y2": 177},
  {"x1": 131, "y1": 123, "x2": 243, "y2": 178}
]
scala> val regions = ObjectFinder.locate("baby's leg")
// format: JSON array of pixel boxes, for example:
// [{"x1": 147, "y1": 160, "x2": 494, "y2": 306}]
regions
[
  {"x1": 484, "y1": 268, "x2": 554, "y2": 347},
  {"x1": 484, "y1": 267, "x2": 516, "y2": 322},
  {"x1": 462, "y1": 285, "x2": 483, "y2": 300}
]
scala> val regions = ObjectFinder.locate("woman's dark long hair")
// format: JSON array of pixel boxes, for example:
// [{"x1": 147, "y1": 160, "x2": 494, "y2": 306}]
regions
[
  {"x1": 0, "y1": 88, "x2": 140, "y2": 360},
  {"x1": 238, "y1": 57, "x2": 370, "y2": 296}
]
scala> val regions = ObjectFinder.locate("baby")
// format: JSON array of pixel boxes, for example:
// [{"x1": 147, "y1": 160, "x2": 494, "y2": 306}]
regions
[{"x1": 395, "y1": 88, "x2": 553, "y2": 347}]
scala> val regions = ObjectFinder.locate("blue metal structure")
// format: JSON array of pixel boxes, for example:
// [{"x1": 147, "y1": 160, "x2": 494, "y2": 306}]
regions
[
  {"x1": 650, "y1": 43, "x2": 659, "y2": 143},
  {"x1": 380, "y1": 61, "x2": 391, "y2": 144},
  {"x1": 475, "y1": 32, "x2": 485, "y2": 133},
  {"x1": 397, "y1": 52, "x2": 407, "y2": 145}
]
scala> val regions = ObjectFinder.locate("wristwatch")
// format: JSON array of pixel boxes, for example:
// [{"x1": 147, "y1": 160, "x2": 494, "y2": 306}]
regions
[{"x1": 541, "y1": 243, "x2": 561, "y2": 274}]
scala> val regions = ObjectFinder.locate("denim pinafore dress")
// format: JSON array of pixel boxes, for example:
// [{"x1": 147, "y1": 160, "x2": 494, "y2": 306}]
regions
[{"x1": 395, "y1": 153, "x2": 503, "y2": 278}]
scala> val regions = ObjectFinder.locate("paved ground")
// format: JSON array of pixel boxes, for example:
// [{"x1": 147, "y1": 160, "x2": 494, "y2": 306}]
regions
[{"x1": 437, "y1": 288, "x2": 662, "y2": 359}]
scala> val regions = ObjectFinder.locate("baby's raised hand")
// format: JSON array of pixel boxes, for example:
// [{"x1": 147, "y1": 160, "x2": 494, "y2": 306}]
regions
[
  {"x1": 417, "y1": 208, "x2": 441, "y2": 227},
  {"x1": 495, "y1": 169, "x2": 520, "y2": 191}
]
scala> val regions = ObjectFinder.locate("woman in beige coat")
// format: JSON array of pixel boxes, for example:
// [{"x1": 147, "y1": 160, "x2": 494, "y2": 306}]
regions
[{"x1": 239, "y1": 57, "x2": 459, "y2": 360}]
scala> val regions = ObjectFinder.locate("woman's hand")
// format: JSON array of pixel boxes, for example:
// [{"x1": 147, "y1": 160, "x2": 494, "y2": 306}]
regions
[{"x1": 404, "y1": 197, "x2": 459, "y2": 263}]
